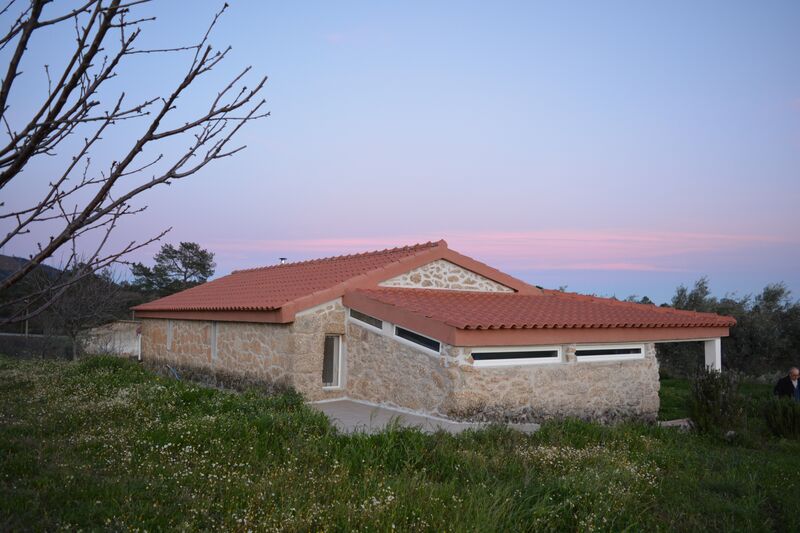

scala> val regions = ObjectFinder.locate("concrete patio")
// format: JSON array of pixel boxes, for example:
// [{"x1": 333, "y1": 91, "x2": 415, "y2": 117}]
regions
[{"x1": 310, "y1": 398, "x2": 540, "y2": 435}]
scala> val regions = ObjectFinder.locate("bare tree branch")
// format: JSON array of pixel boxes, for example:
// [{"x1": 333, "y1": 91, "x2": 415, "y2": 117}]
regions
[{"x1": 0, "y1": 0, "x2": 268, "y2": 323}]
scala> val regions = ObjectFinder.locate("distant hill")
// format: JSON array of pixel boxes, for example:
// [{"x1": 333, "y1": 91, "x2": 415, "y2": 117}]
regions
[{"x1": 0, "y1": 254, "x2": 62, "y2": 282}]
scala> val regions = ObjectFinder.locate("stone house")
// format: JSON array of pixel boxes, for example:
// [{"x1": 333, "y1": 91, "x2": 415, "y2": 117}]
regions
[{"x1": 132, "y1": 240, "x2": 735, "y2": 422}]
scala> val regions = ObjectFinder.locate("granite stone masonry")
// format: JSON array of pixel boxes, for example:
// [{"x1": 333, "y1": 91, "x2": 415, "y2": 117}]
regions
[
  {"x1": 379, "y1": 260, "x2": 513, "y2": 292},
  {"x1": 140, "y1": 300, "x2": 348, "y2": 402},
  {"x1": 344, "y1": 321, "x2": 660, "y2": 423},
  {"x1": 444, "y1": 343, "x2": 660, "y2": 423},
  {"x1": 345, "y1": 320, "x2": 451, "y2": 413},
  {"x1": 143, "y1": 312, "x2": 660, "y2": 422}
]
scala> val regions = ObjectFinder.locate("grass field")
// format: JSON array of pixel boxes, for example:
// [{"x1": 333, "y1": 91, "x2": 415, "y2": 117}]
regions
[{"x1": 1, "y1": 355, "x2": 798, "y2": 531}]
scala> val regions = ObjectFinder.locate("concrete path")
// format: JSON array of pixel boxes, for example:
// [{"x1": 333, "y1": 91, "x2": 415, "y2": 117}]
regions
[{"x1": 310, "y1": 398, "x2": 539, "y2": 435}]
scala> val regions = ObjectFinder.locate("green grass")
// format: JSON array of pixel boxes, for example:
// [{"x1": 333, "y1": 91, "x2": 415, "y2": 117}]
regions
[
  {"x1": 658, "y1": 378, "x2": 693, "y2": 420},
  {"x1": 1, "y1": 355, "x2": 798, "y2": 531},
  {"x1": 659, "y1": 377, "x2": 773, "y2": 421}
]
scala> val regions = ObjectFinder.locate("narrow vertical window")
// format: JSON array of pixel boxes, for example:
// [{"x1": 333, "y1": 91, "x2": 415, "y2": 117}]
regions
[
  {"x1": 322, "y1": 335, "x2": 341, "y2": 388},
  {"x1": 167, "y1": 319, "x2": 173, "y2": 351}
]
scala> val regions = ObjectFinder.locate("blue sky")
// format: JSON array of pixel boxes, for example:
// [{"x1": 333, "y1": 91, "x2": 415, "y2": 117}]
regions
[{"x1": 2, "y1": 1, "x2": 799, "y2": 303}]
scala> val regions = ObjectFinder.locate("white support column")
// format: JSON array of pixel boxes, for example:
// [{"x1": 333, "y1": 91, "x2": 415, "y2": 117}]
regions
[{"x1": 704, "y1": 338, "x2": 721, "y2": 370}]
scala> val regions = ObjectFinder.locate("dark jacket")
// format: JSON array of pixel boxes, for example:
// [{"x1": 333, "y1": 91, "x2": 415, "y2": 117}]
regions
[{"x1": 773, "y1": 376, "x2": 799, "y2": 399}]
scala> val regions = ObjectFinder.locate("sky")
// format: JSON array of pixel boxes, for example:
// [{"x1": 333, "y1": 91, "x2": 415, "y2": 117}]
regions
[{"x1": 2, "y1": 1, "x2": 799, "y2": 303}]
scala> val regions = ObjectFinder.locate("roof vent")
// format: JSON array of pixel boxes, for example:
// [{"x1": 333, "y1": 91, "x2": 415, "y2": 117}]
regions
[{"x1": 279, "y1": 257, "x2": 287, "y2": 265}]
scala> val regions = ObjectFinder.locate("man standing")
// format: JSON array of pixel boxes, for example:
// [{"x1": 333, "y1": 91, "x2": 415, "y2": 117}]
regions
[{"x1": 773, "y1": 367, "x2": 800, "y2": 402}]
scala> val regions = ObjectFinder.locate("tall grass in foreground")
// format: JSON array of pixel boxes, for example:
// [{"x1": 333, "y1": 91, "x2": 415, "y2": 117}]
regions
[{"x1": 1, "y1": 355, "x2": 798, "y2": 532}]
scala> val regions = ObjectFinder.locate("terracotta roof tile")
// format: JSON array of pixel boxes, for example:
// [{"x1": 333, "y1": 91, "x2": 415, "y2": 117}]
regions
[
  {"x1": 133, "y1": 241, "x2": 443, "y2": 312},
  {"x1": 349, "y1": 287, "x2": 736, "y2": 330}
]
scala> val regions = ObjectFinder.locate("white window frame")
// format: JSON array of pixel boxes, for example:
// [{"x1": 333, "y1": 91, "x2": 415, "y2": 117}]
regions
[
  {"x1": 575, "y1": 343, "x2": 645, "y2": 362},
  {"x1": 471, "y1": 345, "x2": 563, "y2": 367},
  {"x1": 322, "y1": 334, "x2": 343, "y2": 390}
]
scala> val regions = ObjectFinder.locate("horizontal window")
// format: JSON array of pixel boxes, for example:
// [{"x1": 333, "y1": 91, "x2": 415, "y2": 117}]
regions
[
  {"x1": 349, "y1": 309, "x2": 383, "y2": 329},
  {"x1": 395, "y1": 326, "x2": 440, "y2": 352},
  {"x1": 576, "y1": 344, "x2": 644, "y2": 362},
  {"x1": 473, "y1": 350, "x2": 559, "y2": 361},
  {"x1": 575, "y1": 348, "x2": 641, "y2": 357},
  {"x1": 472, "y1": 346, "x2": 561, "y2": 367}
]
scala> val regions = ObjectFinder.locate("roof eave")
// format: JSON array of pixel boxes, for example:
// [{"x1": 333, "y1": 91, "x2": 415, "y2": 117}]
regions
[
  {"x1": 343, "y1": 291, "x2": 732, "y2": 347},
  {"x1": 133, "y1": 308, "x2": 292, "y2": 324},
  {"x1": 450, "y1": 325, "x2": 732, "y2": 347}
]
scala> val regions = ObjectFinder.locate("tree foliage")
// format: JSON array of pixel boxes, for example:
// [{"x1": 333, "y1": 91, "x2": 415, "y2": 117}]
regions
[
  {"x1": 131, "y1": 242, "x2": 215, "y2": 296},
  {"x1": 657, "y1": 277, "x2": 800, "y2": 376},
  {"x1": 0, "y1": 0, "x2": 267, "y2": 324}
]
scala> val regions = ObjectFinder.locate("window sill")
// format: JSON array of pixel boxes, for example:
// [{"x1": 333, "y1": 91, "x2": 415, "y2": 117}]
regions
[{"x1": 473, "y1": 359, "x2": 563, "y2": 368}]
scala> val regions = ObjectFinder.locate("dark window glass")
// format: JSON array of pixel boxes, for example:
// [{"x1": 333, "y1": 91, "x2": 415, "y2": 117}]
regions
[
  {"x1": 575, "y1": 347, "x2": 642, "y2": 357},
  {"x1": 322, "y1": 335, "x2": 340, "y2": 386},
  {"x1": 395, "y1": 327, "x2": 440, "y2": 352},
  {"x1": 350, "y1": 309, "x2": 383, "y2": 329},
  {"x1": 472, "y1": 350, "x2": 559, "y2": 361}
]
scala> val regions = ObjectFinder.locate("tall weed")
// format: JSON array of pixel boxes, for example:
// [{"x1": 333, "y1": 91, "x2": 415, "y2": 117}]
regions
[
  {"x1": 689, "y1": 367, "x2": 746, "y2": 437},
  {"x1": 763, "y1": 398, "x2": 800, "y2": 439}
]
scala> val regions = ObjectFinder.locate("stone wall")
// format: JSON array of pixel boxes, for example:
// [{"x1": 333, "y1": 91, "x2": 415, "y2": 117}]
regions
[
  {"x1": 139, "y1": 300, "x2": 348, "y2": 401},
  {"x1": 379, "y1": 260, "x2": 513, "y2": 292},
  {"x1": 141, "y1": 303, "x2": 660, "y2": 423},
  {"x1": 345, "y1": 321, "x2": 451, "y2": 413},
  {"x1": 343, "y1": 322, "x2": 659, "y2": 423},
  {"x1": 444, "y1": 344, "x2": 660, "y2": 423},
  {"x1": 290, "y1": 300, "x2": 347, "y2": 401},
  {"x1": 214, "y1": 321, "x2": 293, "y2": 387}
]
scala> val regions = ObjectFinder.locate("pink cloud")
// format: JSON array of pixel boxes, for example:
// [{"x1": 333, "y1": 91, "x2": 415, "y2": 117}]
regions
[
  {"x1": 207, "y1": 229, "x2": 791, "y2": 274},
  {"x1": 535, "y1": 262, "x2": 685, "y2": 272}
]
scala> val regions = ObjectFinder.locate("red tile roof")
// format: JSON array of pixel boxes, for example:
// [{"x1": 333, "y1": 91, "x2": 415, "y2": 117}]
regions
[
  {"x1": 133, "y1": 241, "x2": 444, "y2": 312},
  {"x1": 134, "y1": 239, "x2": 735, "y2": 341},
  {"x1": 347, "y1": 287, "x2": 736, "y2": 330}
]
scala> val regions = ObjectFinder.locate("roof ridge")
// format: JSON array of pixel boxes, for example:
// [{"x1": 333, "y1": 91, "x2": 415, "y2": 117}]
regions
[{"x1": 231, "y1": 240, "x2": 445, "y2": 274}]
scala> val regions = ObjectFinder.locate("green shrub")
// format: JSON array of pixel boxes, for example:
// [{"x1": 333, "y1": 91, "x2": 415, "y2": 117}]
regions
[
  {"x1": 689, "y1": 367, "x2": 746, "y2": 437},
  {"x1": 763, "y1": 397, "x2": 800, "y2": 439}
]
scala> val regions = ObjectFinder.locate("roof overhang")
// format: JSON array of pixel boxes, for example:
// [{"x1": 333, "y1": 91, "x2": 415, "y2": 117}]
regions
[
  {"x1": 133, "y1": 308, "x2": 292, "y2": 323},
  {"x1": 343, "y1": 291, "x2": 731, "y2": 347}
]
